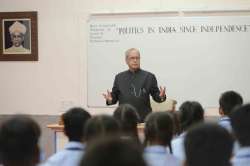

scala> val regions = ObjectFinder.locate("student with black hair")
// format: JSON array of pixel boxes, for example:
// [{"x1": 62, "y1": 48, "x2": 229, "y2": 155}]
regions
[
  {"x1": 43, "y1": 107, "x2": 91, "y2": 166},
  {"x1": 231, "y1": 104, "x2": 250, "y2": 166},
  {"x1": 0, "y1": 115, "x2": 41, "y2": 166},
  {"x1": 168, "y1": 111, "x2": 181, "y2": 137},
  {"x1": 84, "y1": 115, "x2": 120, "y2": 143},
  {"x1": 80, "y1": 137, "x2": 146, "y2": 166},
  {"x1": 171, "y1": 101, "x2": 204, "y2": 161},
  {"x1": 113, "y1": 104, "x2": 140, "y2": 143},
  {"x1": 218, "y1": 90, "x2": 243, "y2": 132},
  {"x1": 143, "y1": 112, "x2": 181, "y2": 166},
  {"x1": 184, "y1": 123, "x2": 233, "y2": 166}
]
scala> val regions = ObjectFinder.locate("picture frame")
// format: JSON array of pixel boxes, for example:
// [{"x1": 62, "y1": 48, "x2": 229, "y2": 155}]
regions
[{"x1": 0, "y1": 11, "x2": 38, "y2": 61}]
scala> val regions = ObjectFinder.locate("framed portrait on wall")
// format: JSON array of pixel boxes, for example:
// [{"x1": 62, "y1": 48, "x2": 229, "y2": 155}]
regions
[{"x1": 0, "y1": 11, "x2": 38, "y2": 61}]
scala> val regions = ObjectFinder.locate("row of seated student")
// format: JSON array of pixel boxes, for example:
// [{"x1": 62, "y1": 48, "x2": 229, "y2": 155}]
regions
[{"x1": 0, "y1": 90, "x2": 249, "y2": 166}]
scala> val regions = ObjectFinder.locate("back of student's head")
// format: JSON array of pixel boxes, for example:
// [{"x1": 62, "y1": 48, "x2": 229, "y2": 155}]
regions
[
  {"x1": 113, "y1": 104, "x2": 140, "y2": 140},
  {"x1": 62, "y1": 107, "x2": 91, "y2": 141},
  {"x1": 0, "y1": 115, "x2": 41, "y2": 166},
  {"x1": 80, "y1": 137, "x2": 146, "y2": 166},
  {"x1": 144, "y1": 112, "x2": 174, "y2": 152},
  {"x1": 184, "y1": 123, "x2": 233, "y2": 166},
  {"x1": 219, "y1": 90, "x2": 243, "y2": 116},
  {"x1": 179, "y1": 101, "x2": 204, "y2": 132},
  {"x1": 84, "y1": 115, "x2": 120, "y2": 142},
  {"x1": 230, "y1": 104, "x2": 250, "y2": 147},
  {"x1": 168, "y1": 111, "x2": 181, "y2": 136}
]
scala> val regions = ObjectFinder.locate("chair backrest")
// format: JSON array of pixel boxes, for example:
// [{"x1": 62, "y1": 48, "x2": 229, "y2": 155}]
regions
[{"x1": 150, "y1": 98, "x2": 177, "y2": 112}]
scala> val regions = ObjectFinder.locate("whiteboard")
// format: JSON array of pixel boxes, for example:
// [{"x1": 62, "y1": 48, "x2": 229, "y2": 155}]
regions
[{"x1": 87, "y1": 11, "x2": 250, "y2": 108}]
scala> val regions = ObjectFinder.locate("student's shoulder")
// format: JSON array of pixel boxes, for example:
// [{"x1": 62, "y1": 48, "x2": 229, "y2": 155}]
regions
[
  {"x1": 165, "y1": 154, "x2": 182, "y2": 166},
  {"x1": 171, "y1": 135, "x2": 184, "y2": 146},
  {"x1": 45, "y1": 150, "x2": 67, "y2": 163}
]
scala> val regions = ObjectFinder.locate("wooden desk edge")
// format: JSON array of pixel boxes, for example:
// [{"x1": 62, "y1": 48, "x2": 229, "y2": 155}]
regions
[{"x1": 47, "y1": 123, "x2": 145, "y2": 132}]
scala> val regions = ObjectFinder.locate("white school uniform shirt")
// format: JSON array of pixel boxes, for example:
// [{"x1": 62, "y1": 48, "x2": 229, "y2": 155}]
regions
[
  {"x1": 42, "y1": 141, "x2": 85, "y2": 166},
  {"x1": 171, "y1": 132, "x2": 186, "y2": 162},
  {"x1": 218, "y1": 116, "x2": 232, "y2": 132},
  {"x1": 232, "y1": 147, "x2": 250, "y2": 166},
  {"x1": 144, "y1": 145, "x2": 181, "y2": 166},
  {"x1": 218, "y1": 116, "x2": 241, "y2": 154}
]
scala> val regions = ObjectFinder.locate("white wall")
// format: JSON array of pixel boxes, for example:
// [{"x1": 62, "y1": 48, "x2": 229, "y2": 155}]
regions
[{"x1": 0, "y1": 0, "x2": 250, "y2": 115}]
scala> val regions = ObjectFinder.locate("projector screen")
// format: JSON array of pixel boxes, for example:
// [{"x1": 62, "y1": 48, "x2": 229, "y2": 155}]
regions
[{"x1": 87, "y1": 11, "x2": 250, "y2": 108}]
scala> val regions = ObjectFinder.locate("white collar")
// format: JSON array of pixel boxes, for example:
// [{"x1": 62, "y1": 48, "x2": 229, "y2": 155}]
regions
[
  {"x1": 235, "y1": 146, "x2": 250, "y2": 158},
  {"x1": 64, "y1": 141, "x2": 85, "y2": 150},
  {"x1": 145, "y1": 145, "x2": 167, "y2": 154}
]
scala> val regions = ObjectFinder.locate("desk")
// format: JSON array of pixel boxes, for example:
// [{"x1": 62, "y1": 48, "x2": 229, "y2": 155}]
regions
[
  {"x1": 47, "y1": 123, "x2": 145, "y2": 153},
  {"x1": 47, "y1": 124, "x2": 66, "y2": 153}
]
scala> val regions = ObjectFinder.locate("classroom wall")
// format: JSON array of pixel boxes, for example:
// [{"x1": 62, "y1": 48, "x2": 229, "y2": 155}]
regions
[{"x1": 0, "y1": 0, "x2": 250, "y2": 115}]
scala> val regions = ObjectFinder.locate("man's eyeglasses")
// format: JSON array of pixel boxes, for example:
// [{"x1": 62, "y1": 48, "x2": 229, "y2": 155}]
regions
[{"x1": 128, "y1": 56, "x2": 140, "y2": 61}]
